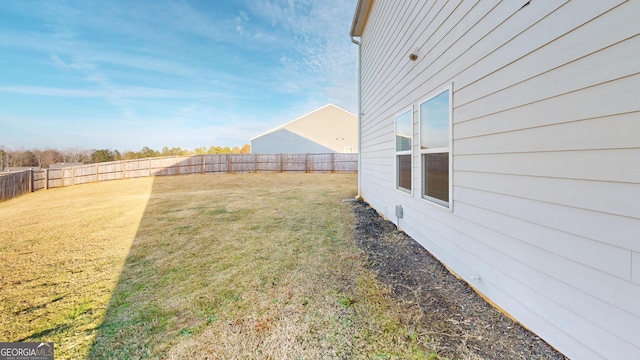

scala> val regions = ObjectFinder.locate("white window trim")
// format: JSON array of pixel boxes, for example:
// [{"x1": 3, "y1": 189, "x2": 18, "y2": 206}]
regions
[
  {"x1": 418, "y1": 84, "x2": 453, "y2": 211},
  {"x1": 394, "y1": 107, "x2": 413, "y2": 195}
]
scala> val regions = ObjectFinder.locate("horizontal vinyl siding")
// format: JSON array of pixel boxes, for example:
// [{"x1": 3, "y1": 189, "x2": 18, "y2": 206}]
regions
[
  {"x1": 455, "y1": 149, "x2": 640, "y2": 183},
  {"x1": 363, "y1": 0, "x2": 550, "y2": 124},
  {"x1": 455, "y1": 42, "x2": 639, "y2": 124},
  {"x1": 251, "y1": 129, "x2": 335, "y2": 154},
  {"x1": 453, "y1": 194, "x2": 632, "y2": 280},
  {"x1": 454, "y1": 186, "x2": 640, "y2": 253},
  {"x1": 455, "y1": 3, "x2": 639, "y2": 108},
  {"x1": 455, "y1": 73, "x2": 640, "y2": 138},
  {"x1": 452, "y1": 0, "x2": 626, "y2": 107},
  {"x1": 455, "y1": 112, "x2": 640, "y2": 154},
  {"x1": 358, "y1": 0, "x2": 640, "y2": 359},
  {"x1": 397, "y1": 195, "x2": 640, "y2": 357},
  {"x1": 455, "y1": 171, "x2": 640, "y2": 222},
  {"x1": 633, "y1": 252, "x2": 640, "y2": 286}
]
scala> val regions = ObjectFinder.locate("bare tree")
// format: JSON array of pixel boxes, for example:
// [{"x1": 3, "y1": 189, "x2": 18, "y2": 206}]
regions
[{"x1": 0, "y1": 148, "x2": 7, "y2": 170}]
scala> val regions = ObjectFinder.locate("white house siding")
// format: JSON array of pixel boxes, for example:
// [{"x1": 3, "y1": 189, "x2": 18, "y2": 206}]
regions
[
  {"x1": 356, "y1": 1, "x2": 640, "y2": 359},
  {"x1": 250, "y1": 104, "x2": 358, "y2": 154},
  {"x1": 251, "y1": 128, "x2": 335, "y2": 154}
]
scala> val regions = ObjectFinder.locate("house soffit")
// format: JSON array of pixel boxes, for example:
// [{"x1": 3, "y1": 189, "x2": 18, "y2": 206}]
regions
[{"x1": 350, "y1": 0, "x2": 373, "y2": 36}]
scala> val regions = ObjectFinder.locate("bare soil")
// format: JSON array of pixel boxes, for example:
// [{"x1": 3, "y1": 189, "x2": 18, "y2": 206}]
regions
[{"x1": 352, "y1": 200, "x2": 569, "y2": 360}]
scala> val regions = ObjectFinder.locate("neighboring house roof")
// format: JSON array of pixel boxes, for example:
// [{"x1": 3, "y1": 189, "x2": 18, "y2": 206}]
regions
[
  {"x1": 49, "y1": 163, "x2": 84, "y2": 169},
  {"x1": 3, "y1": 167, "x2": 41, "y2": 172},
  {"x1": 253, "y1": 128, "x2": 336, "y2": 154},
  {"x1": 250, "y1": 104, "x2": 358, "y2": 153},
  {"x1": 395, "y1": 134, "x2": 411, "y2": 151},
  {"x1": 350, "y1": 0, "x2": 373, "y2": 36}
]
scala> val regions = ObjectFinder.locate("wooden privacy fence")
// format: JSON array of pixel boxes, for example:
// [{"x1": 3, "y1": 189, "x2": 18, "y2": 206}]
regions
[
  {"x1": 1, "y1": 153, "x2": 358, "y2": 202},
  {"x1": 0, "y1": 170, "x2": 34, "y2": 202}
]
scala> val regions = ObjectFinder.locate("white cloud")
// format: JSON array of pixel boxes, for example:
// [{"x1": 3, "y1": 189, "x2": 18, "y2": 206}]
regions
[
  {"x1": 250, "y1": 0, "x2": 359, "y2": 112},
  {"x1": 235, "y1": 10, "x2": 249, "y2": 34}
]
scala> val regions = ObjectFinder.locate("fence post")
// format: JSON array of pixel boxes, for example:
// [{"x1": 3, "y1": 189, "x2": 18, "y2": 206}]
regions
[
  {"x1": 227, "y1": 155, "x2": 232, "y2": 174},
  {"x1": 44, "y1": 169, "x2": 49, "y2": 190},
  {"x1": 29, "y1": 169, "x2": 34, "y2": 192},
  {"x1": 305, "y1": 154, "x2": 309, "y2": 173},
  {"x1": 202, "y1": 155, "x2": 206, "y2": 174},
  {"x1": 280, "y1": 154, "x2": 284, "y2": 173},
  {"x1": 332, "y1": 153, "x2": 336, "y2": 173}
]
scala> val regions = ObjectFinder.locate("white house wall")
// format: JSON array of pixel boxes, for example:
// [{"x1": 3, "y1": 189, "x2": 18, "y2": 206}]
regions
[
  {"x1": 357, "y1": 0, "x2": 640, "y2": 359},
  {"x1": 250, "y1": 104, "x2": 358, "y2": 154},
  {"x1": 251, "y1": 128, "x2": 335, "y2": 154}
]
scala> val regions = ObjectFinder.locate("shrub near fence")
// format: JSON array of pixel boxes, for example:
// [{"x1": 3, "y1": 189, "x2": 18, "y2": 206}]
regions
[{"x1": 0, "y1": 153, "x2": 358, "y2": 202}]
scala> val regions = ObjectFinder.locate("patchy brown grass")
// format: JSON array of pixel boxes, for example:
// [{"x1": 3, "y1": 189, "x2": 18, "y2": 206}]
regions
[{"x1": 2, "y1": 173, "x2": 443, "y2": 359}]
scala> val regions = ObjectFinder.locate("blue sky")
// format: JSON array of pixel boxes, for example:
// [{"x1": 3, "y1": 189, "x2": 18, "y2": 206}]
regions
[{"x1": 0, "y1": 0, "x2": 358, "y2": 151}]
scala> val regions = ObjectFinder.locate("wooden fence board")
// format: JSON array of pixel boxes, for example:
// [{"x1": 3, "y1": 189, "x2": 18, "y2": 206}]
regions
[
  {"x1": 0, "y1": 171, "x2": 32, "y2": 201},
  {"x1": 0, "y1": 153, "x2": 357, "y2": 202},
  {"x1": 203, "y1": 154, "x2": 229, "y2": 174},
  {"x1": 255, "y1": 154, "x2": 281, "y2": 172}
]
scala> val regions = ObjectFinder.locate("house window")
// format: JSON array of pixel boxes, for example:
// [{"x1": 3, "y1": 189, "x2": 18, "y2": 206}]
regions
[
  {"x1": 395, "y1": 109, "x2": 412, "y2": 192},
  {"x1": 420, "y1": 88, "x2": 451, "y2": 207}
]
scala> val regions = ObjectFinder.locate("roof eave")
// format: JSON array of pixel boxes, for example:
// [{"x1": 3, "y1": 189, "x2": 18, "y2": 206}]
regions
[{"x1": 350, "y1": 0, "x2": 373, "y2": 37}]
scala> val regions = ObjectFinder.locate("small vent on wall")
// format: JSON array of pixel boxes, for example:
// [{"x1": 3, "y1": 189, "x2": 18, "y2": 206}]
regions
[{"x1": 395, "y1": 205, "x2": 403, "y2": 219}]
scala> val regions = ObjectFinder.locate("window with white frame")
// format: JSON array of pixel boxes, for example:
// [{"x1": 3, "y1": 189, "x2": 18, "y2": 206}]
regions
[
  {"x1": 395, "y1": 109, "x2": 412, "y2": 192},
  {"x1": 420, "y1": 88, "x2": 451, "y2": 207}
]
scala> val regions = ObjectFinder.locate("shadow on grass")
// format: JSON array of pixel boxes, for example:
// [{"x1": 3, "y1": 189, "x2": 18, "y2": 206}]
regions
[
  {"x1": 85, "y1": 171, "x2": 358, "y2": 359},
  {"x1": 86, "y1": 176, "x2": 171, "y2": 359},
  {"x1": 86, "y1": 173, "x2": 234, "y2": 359}
]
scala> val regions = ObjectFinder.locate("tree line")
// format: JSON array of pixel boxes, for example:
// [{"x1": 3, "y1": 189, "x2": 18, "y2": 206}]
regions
[{"x1": 0, "y1": 144, "x2": 251, "y2": 170}]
